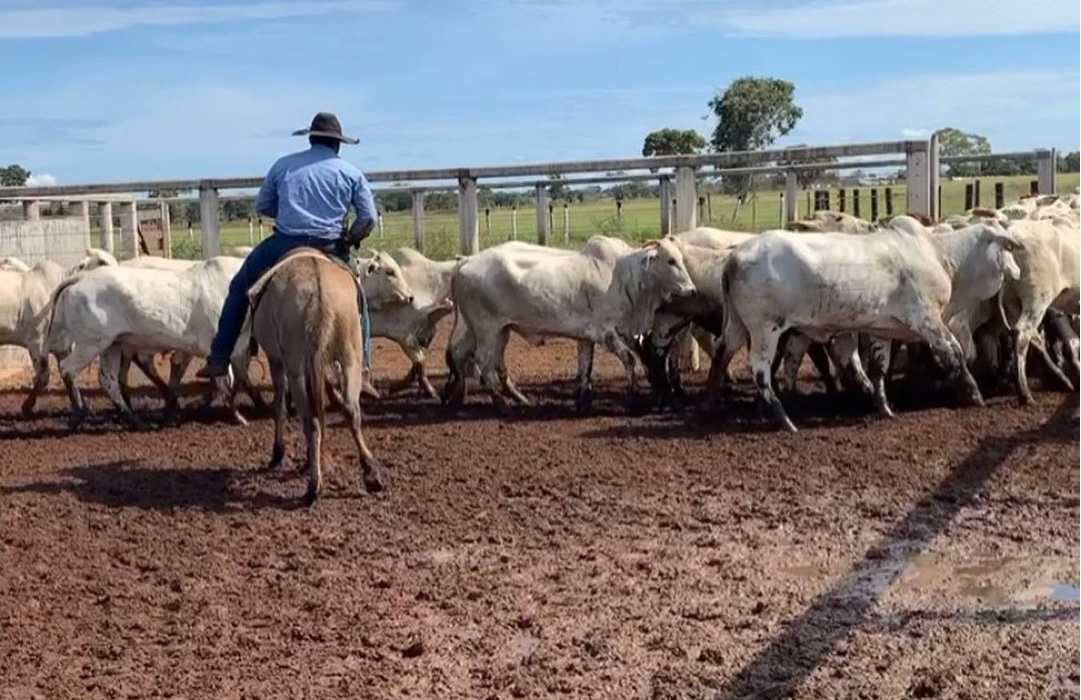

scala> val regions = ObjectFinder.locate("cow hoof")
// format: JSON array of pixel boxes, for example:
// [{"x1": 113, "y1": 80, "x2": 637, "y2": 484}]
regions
[
  {"x1": 20, "y1": 400, "x2": 35, "y2": 418},
  {"x1": 68, "y1": 409, "x2": 88, "y2": 430},
  {"x1": 362, "y1": 470, "x2": 385, "y2": 494},
  {"x1": 574, "y1": 389, "x2": 593, "y2": 415},
  {"x1": 303, "y1": 486, "x2": 319, "y2": 507}
]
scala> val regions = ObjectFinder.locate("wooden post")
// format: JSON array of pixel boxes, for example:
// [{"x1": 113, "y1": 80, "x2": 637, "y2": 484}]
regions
[
  {"x1": 160, "y1": 199, "x2": 172, "y2": 258},
  {"x1": 562, "y1": 203, "x2": 570, "y2": 245},
  {"x1": 411, "y1": 190, "x2": 425, "y2": 252},
  {"x1": 852, "y1": 188, "x2": 861, "y2": 218},
  {"x1": 994, "y1": 182, "x2": 1005, "y2": 209},
  {"x1": 805, "y1": 190, "x2": 811, "y2": 217},
  {"x1": 1029, "y1": 180, "x2": 1039, "y2": 196},
  {"x1": 535, "y1": 184, "x2": 549, "y2": 246},
  {"x1": 659, "y1": 177, "x2": 671, "y2": 236},
  {"x1": 697, "y1": 196, "x2": 706, "y2": 224},
  {"x1": 548, "y1": 203, "x2": 554, "y2": 233},
  {"x1": 511, "y1": 205, "x2": 518, "y2": 240},
  {"x1": 199, "y1": 183, "x2": 220, "y2": 259},
  {"x1": 870, "y1": 188, "x2": 879, "y2": 222},
  {"x1": 974, "y1": 180, "x2": 981, "y2": 207},
  {"x1": 1036, "y1": 148, "x2": 1056, "y2": 195},
  {"x1": 964, "y1": 183, "x2": 974, "y2": 211},
  {"x1": 885, "y1": 187, "x2": 894, "y2": 215},
  {"x1": 247, "y1": 216, "x2": 254, "y2": 245},
  {"x1": 674, "y1": 166, "x2": 697, "y2": 232},
  {"x1": 616, "y1": 200, "x2": 623, "y2": 222},
  {"x1": 484, "y1": 207, "x2": 491, "y2": 238},
  {"x1": 905, "y1": 141, "x2": 932, "y2": 218},
  {"x1": 99, "y1": 201, "x2": 114, "y2": 252},
  {"x1": 706, "y1": 193, "x2": 712, "y2": 223},
  {"x1": 377, "y1": 213, "x2": 384, "y2": 238},
  {"x1": 457, "y1": 175, "x2": 479, "y2": 255},
  {"x1": 21, "y1": 200, "x2": 41, "y2": 221},
  {"x1": 838, "y1": 188, "x2": 846, "y2": 213},
  {"x1": 784, "y1": 171, "x2": 798, "y2": 224}
]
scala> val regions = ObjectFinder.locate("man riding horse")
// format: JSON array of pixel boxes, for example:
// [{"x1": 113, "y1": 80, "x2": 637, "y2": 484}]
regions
[{"x1": 197, "y1": 111, "x2": 377, "y2": 380}]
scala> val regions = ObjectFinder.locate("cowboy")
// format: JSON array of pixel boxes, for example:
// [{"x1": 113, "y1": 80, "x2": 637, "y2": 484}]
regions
[{"x1": 196, "y1": 112, "x2": 377, "y2": 380}]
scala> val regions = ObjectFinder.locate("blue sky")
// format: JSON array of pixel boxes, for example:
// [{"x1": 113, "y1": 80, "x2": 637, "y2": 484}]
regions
[{"x1": 1, "y1": 0, "x2": 1078, "y2": 185}]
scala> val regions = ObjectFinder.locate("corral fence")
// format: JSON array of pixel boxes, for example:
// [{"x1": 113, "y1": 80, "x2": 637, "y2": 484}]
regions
[{"x1": 0, "y1": 137, "x2": 1063, "y2": 262}]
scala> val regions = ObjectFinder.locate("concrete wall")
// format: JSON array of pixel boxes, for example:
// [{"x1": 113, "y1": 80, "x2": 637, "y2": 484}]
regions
[{"x1": 0, "y1": 218, "x2": 90, "y2": 378}]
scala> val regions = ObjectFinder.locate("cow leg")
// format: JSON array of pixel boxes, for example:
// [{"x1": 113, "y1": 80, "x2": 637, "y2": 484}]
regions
[
  {"x1": 230, "y1": 351, "x2": 267, "y2": 411},
  {"x1": 602, "y1": 331, "x2": 642, "y2": 409},
  {"x1": 917, "y1": 317, "x2": 984, "y2": 407},
  {"x1": 1049, "y1": 310, "x2": 1081, "y2": 386},
  {"x1": 474, "y1": 329, "x2": 510, "y2": 413},
  {"x1": 575, "y1": 340, "x2": 595, "y2": 414},
  {"x1": 1030, "y1": 333, "x2": 1075, "y2": 392},
  {"x1": 57, "y1": 341, "x2": 110, "y2": 426},
  {"x1": 808, "y1": 343, "x2": 839, "y2": 395},
  {"x1": 118, "y1": 350, "x2": 135, "y2": 410},
  {"x1": 131, "y1": 351, "x2": 173, "y2": 409},
  {"x1": 776, "y1": 331, "x2": 810, "y2": 396},
  {"x1": 496, "y1": 332, "x2": 531, "y2": 407},
  {"x1": 166, "y1": 352, "x2": 191, "y2": 413},
  {"x1": 341, "y1": 355, "x2": 385, "y2": 494},
  {"x1": 21, "y1": 351, "x2": 50, "y2": 417},
  {"x1": 748, "y1": 326, "x2": 797, "y2": 433},
  {"x1": 1011, "y1": 314, "x2": 1042, "y2": 406},
  {"x1": 99, "y1": 346, "x2": 145, "y2": 429},
  {"x1": 266, "y1": 357, "x2": 287, "y2": 472},
  {"x1": 442, "y1": 322, "x2": 475, "y2": 407},
  {"x1": 830, "y1": 334, "x2": 875, "y2": 401},
  {"x1": 864, "y1": 337, "x2": 895, "y2": 417}
]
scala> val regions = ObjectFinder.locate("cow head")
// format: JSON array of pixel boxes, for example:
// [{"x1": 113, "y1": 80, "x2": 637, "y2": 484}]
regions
[
  {"x1": 640, "y1": 238, "x2": 696, "y2": 302},
  {"x1": 359, "y1": 251, "x2": 415, "y2": 308},
  {"x1": 70, "y1": 247, "x2": 119, "y2": 274}
]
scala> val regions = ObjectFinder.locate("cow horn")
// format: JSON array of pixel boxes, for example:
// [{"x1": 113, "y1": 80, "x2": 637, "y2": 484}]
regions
[{"x1": 641, "y1": 239, "x2": 661, "y2": 249}]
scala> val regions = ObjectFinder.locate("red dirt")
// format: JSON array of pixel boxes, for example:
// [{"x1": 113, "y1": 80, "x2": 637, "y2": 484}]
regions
[{"x1": 1, "y1": 322, "x2": 1078, "y2": 700}]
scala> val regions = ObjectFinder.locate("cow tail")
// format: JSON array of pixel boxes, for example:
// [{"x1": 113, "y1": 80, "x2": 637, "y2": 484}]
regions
[
  {"x1": 444, "y1": 259, "x2": 466, "y2": 374},
  {"x1": 44, "y1": 274, "x2": 81, "y2": 356}
]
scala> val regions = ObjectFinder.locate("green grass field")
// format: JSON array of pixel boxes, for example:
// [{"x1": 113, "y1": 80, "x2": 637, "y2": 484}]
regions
[{"x1": 165, "y1": 173, "x2": 1080, "y2": 260}]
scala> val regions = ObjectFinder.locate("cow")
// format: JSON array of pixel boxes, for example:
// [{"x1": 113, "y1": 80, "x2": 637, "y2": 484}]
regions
[
  {"x1": 998, "y1": 215, "x2": 1081, "y2": 404},
  {"x1": 714, "y1": 221, "x2": 1024, "y2": 431},
  {"x1": 369, "y1": 247, "x2": 459, "y2": 400},
  {"x1": 444, "y1": 236, "x2": 696, "y2": 413},
  {"x1": 245, "y1": 249, "x2": 386, "y2": 505},
  {"x1": 789, "y1": 210, "x2": 878, "y2": 233},
  {"x1": 0, "y1": 259, "x2": 66, "y2": 415}
]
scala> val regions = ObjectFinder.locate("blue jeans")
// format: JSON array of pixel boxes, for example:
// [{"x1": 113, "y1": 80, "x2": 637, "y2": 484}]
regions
[{"x1": 208, "y1": 233, "x2": 345, "y2": 362}]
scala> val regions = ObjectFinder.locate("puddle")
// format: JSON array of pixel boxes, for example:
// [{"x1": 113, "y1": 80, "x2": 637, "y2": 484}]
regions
[{"x1": 1048, "y1": 583, "x2": 1081, "y2": 602}]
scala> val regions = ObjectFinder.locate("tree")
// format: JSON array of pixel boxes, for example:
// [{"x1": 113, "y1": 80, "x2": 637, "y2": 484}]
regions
[
  {"x1": 642, "y1": 128, "x2": 706, "y2": 157},
  {"x1": 1059, "y1": 151, "x2": 1080, "y2": 173},
  {"x1": 708, "y1": 77, "x2": 802, "y2": 153},
  {"x1": 222, "y1": 199, "x2": 254, "y2": 222},
  {"x1": 774, "y1": 144, "x2": 838, "y2": 188},
  {"x1": 935, "y1": 127, "x2": 991, "y2": 177},
  {"x1": 1, "y1": 164, "x2": 31, "y2": 186},
  {"x1": 547, "y1": 174, "x2": 568, "y2": 201}
]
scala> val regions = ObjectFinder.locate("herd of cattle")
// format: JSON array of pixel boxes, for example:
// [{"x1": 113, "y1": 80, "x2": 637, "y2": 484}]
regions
[{"x1": 1, "y1": 191, "x2": 1078, "y2": 439}]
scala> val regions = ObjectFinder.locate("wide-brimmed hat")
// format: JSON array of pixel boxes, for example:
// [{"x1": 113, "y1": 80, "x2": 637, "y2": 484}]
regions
[{"x1": 291, "y1": 112, "x2": 359, "y2": 144}]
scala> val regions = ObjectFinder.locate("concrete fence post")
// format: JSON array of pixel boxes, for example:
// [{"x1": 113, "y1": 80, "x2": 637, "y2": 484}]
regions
[
  {"x1": 99, "y1": 201, "x2": 114, "y2": 252},
  {"x1": 199, "y1": 182, "x2": 220, "y2": 259},
  {"x1": 784, "y1": 171, "x2": 798, "y2": 224},
  {"x1": 674, "y1": 166, "x2": 697, "y2": 232},
  {"x1": 562, "y1": 203, "x2": 570, "y2": 245},
  {"x1": 511, "y1": 205, "x2": 518, "y2": 241},
  {"x1": 120, "y1": 201, "x2": 140, "y2": 259},
  {"x1": 659, "y1": 177, "x2": 671, "y2": 236},
  {"x1": 1036, "y1": 148, "x2": 1056, "y2": 195},
  {"x1": 535, "y1": 184, "x2": 549, "y2": 246},
  {"x1": 928, "y1": 131, "x2": 941, "y2": 220},
  {"x1": 21, "y1": 200, "x2": 41, "y2": 221},
  {"x1": 69, "y1": 200, "x2": 91, "y2": 247},
  {"x1": 411, "y1": 190, "x2": 425, "y2": 253},
  {"x1": 457, "y1": 174, "x2": 479, "y2": 255},
  {"x1": 904, "y1": 140, "x2": 932, "y2": 218}
]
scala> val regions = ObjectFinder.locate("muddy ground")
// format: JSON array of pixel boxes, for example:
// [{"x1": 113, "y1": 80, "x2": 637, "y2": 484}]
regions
[{"x1": 1, "y1": 323, "x2": 1078, "y2": 700}]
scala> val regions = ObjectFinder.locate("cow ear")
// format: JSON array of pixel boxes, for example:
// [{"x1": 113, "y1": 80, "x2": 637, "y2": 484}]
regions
[{"x1": 641, "y1": 248, "x2": 657, "y2": 268}]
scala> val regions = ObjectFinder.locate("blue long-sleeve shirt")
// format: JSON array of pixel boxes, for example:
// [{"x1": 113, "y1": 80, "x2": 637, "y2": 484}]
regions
[{"x1": 255, "y1": 144, "x2": 376, "y2": 240}]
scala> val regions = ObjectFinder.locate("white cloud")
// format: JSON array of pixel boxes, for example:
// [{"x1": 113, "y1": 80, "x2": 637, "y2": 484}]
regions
[
  {"x1": 692, "y1": 0, "x2": 1078, "y2": 38},
  {"x1": 901, "y1": 128, "x2": 931, "y2": 139},
  {"x1": 25, "y1": 173, "x2": 58, "y2": 186},
  {"x1": 0, "y1": 1, "x2": 398, "y2": 38}
]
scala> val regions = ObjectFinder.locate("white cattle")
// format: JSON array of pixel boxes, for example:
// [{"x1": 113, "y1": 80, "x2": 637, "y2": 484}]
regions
[
  {"x1": 445, "y1": 237, "x2": 696, "y2": 412},
  {"x1": 369, "y1": 248, "x2": 459, "y2": 399},
  {"x1": 788, "y1": 210, "x2": 878, "y2": 234},
  {"x1": 45, "y1": 256, "x2": 252, "y2": 425},
  {"x1": 0, "y1": 257, "x2": 32, "y2": 272},
  {"x1": 999, "y1": 215, "x2": 1081, "y2": 403},
  {"x1": 716, "y1": 222, "x2": 1024, "y2": 431},
  {"x1": 0, "y1": 259, "x2": 66, "y2": 415}
]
